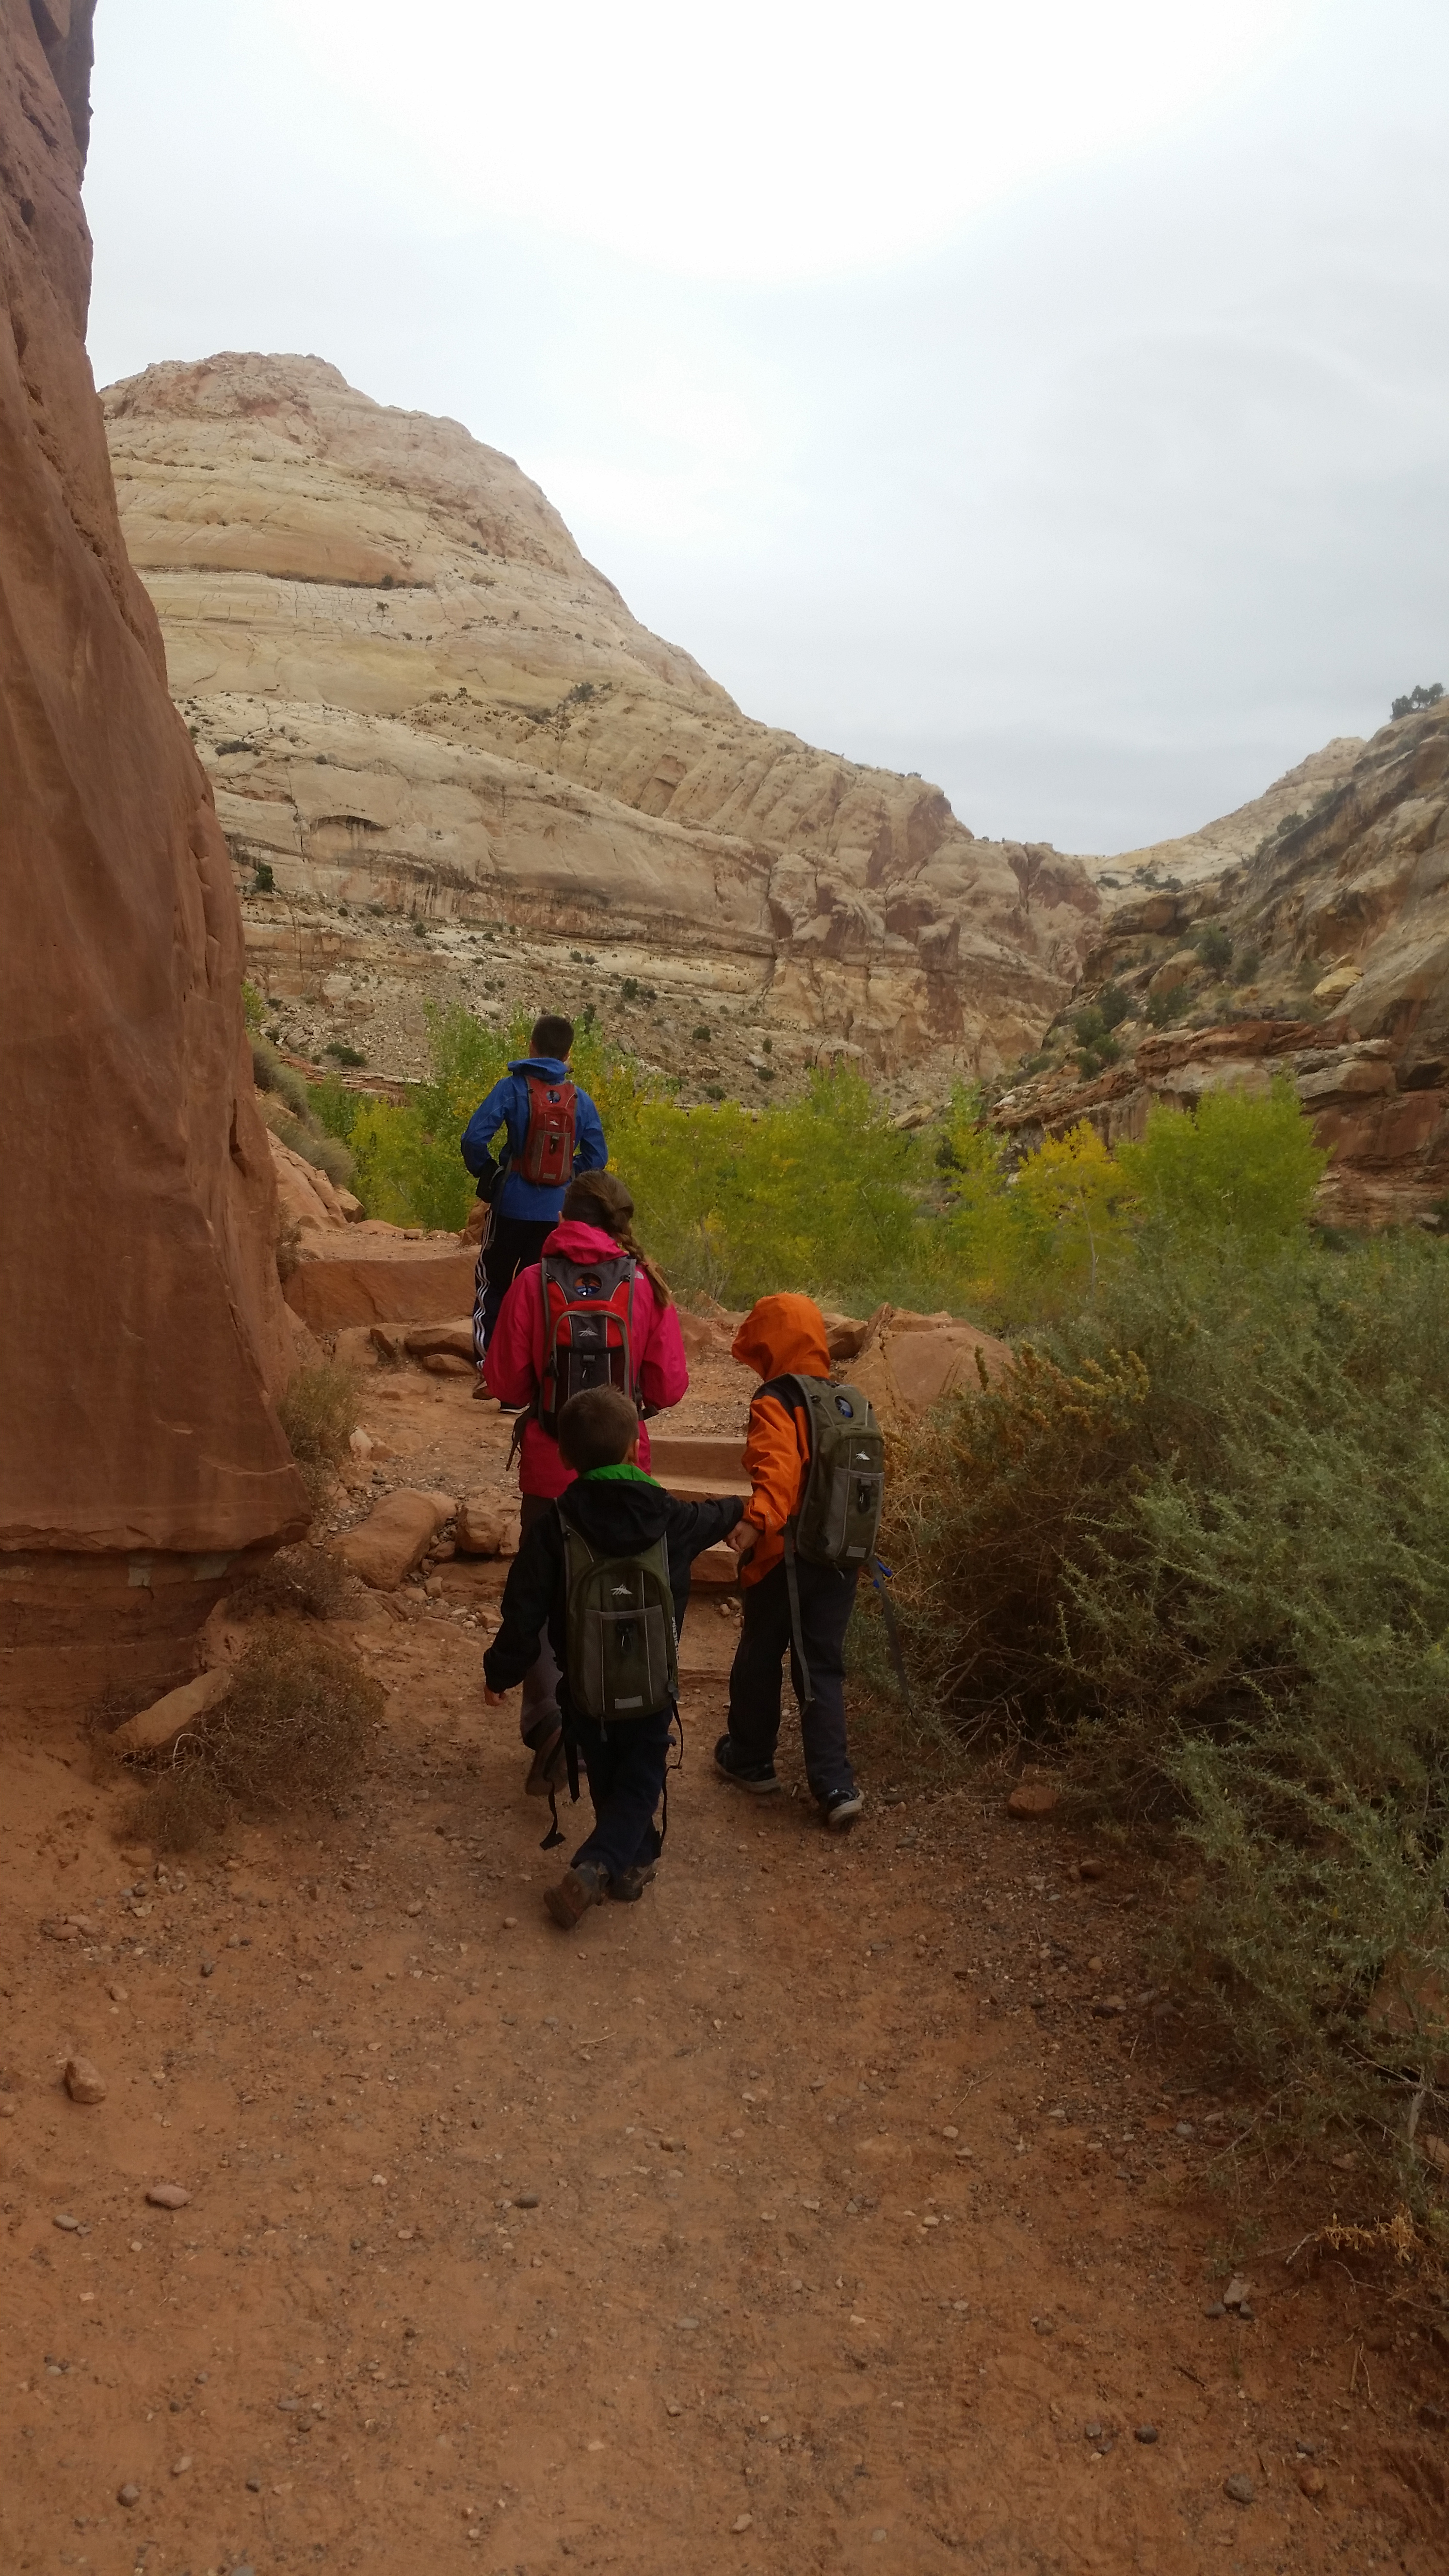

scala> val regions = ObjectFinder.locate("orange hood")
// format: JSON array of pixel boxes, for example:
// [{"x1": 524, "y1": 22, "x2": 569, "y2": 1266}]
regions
[{"x1": 731, "y1": 1293, "x2": 831, "y2": 1382}]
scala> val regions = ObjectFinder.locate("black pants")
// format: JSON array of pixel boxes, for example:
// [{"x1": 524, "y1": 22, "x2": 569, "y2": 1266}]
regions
[
  {"x1": 726, "y1": 1556, "x2": 859, "y2": 1802},
  {"x1": 473, "y1": 1211, "x2": 553, "y2": 1360},
  {"x1": 568, "y1": 1707, "x2": 673, "y2": 1879}
]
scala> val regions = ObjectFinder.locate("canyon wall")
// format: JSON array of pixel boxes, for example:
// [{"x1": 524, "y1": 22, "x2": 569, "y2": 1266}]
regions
[
  {"x1": 100, "y1": 353, "x2": 1100, "y2": 1097},
  {"x1": 991, "y1": 698, "x2": 1449, "y2": 1225},
  {"x1": 0, "y1": 1, "x2": 308, "y2": 1711}
]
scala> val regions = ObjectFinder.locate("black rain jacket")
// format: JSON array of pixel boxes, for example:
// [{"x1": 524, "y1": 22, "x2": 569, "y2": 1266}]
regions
[{"x1": 482, "y1": 1473, "x2": 742, "y2": 1703}]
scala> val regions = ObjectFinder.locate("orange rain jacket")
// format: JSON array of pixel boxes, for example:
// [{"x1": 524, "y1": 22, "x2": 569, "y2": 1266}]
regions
[{"x1": 731, "y1": 1293, "x2": 833, "y2": 1588}]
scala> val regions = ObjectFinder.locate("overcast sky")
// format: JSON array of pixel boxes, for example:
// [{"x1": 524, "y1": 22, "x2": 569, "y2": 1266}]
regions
[{"x1": 83, "y1": 0, "x2": 1449, "y2": 854}]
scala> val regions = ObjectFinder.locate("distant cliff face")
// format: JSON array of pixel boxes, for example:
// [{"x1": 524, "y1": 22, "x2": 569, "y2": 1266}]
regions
[
  {"x1": 991, "y1": 701, "x2": 1449, "y2": 1226},
  {"x1": 0, "y1": 8, "x2": 307, "y2": 1710},
  {"x1": 101, "y1": 353, "x2": 1099, "y2": 1094}
]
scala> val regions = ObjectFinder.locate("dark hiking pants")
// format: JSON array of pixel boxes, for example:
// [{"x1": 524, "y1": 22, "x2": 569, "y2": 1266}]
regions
[
  {"x1": 472, "y1": 1212, "x2": 553, "y2": 1362},
  {"x1": 726, "y1": 1556, "x2": 859, "y2": 1803},
  {"x1": 567, "y1": 1707, "x2": 673, "y2": 1880}
]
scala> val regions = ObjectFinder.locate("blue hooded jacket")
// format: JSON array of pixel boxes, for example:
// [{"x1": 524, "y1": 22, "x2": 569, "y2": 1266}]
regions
[{"x1": 460, "y1": 1056, "x2": 608, "y2": 1222}]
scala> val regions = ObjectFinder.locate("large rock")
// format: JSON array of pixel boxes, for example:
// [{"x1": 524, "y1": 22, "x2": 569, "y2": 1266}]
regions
[
  {"x1": 454, "y1": 1496, "x2": 520, "y2": 1559},
  {"x1": 334, "y1": 1488, "x2": 451, "y2": 1589},
  {"x1": 0, "y1": 5, "x2": 308, "y2": 1714},
  {"x1": 283, "y1": 1235, "x2": 477, "y2": 1333},
  {"x1": 97, "y1": 353, "x2": 1101, "y2": 1093}
]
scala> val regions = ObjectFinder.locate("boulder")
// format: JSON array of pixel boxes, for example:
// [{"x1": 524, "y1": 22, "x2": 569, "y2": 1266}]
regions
[
  {"x1": 334, "y1": 1489, "x2": 453, "y2": 1589},
  {"x1": 332, "y1": 1325, "x2": 380, "y2": 1371},
  {"x1": 454, "y1": 1497, "x2": 521, "y2": 1559},
  {"x1": 284, "y1": 1244, "x2": 478, "y2": 1334},
  {"x1": 404, "y1": 1319, "x2": 477, "y2": 1364},
  {"x1": 108, "y1": 1664, "x2": 234, "y2": 1756}
]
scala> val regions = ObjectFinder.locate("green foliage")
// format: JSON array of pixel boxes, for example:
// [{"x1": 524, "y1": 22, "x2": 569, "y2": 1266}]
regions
[
  {"x1": 1230, "y1": 944, "x2": 1262, "y2": 986},
  {"x1": 307, "y1": 1075, "x2": 361, "y2": 1143},
  {"x1": 886, "y1": 1227, "x2": 1449, "y2": 2189},
  {"x1": 324, "y1": 1040, "x2": 368, "y2": 1067},
  {"x1": 253, "y1": 862, "x2": 275, "y2": 894},
  {"x1": 241, "y1": 979, "x2": 266, "y2": 1031},
  {"x1": 250, "y1": 1033, "x2": 312, "y2": 1122},
  {"x1": 1097, "y1": 984, "x2": 1131, "y2": 1030},
  {"x1": 1117, "y1": 1080, "x2": 1325, "y2": 1254},
  {"x1": 1144, "y1": 983, "x2": 1191, "y2": 1029},
  {"x1": 1193, "y1": 922, "x2": 1234, "y2": 976},
  {"x1": 1392, "y1": 682, "x2": 1444, "y2": 719}
]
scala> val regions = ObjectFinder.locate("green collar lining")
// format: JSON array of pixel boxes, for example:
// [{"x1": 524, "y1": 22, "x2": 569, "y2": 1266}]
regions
[{"x1": 580, "y1": 1461, "x2": 658, "y2": 1486}]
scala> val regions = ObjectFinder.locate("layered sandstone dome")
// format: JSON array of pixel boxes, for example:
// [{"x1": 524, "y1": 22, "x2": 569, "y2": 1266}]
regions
[{"x1": 101, "y1": 353, "x2": 1099, "y2": 1093}]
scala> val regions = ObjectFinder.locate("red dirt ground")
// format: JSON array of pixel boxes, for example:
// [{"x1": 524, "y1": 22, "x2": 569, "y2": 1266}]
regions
[{"x1": 3, "y1": 1363, "x2": 1446, "y2": 2576}]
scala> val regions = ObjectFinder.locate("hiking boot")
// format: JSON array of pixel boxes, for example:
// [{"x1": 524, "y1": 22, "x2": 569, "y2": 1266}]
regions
[
  {"x1": 543, "y1": 1863, "x2": 609, "y2": 1927},
  {"x1": 821, "y1": 1785, "x2": 864, "y2": 1830},
  {"x1": 524, "y1": 1725, "x2": 567, "y2": 1799},
  {"x1": 607, "y1": 1859, "x2": 658, "y2": 1903},
  {"x1": 471, "y1": 1376, "x2": 492, "y2": 1401},
  {"x1": 714, "y1": 1735, "x2": 780, "y2": 1795}
]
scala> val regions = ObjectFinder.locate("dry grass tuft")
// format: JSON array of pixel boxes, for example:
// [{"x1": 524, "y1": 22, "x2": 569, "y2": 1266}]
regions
[
  {"x1": 131, "y1": 1619, "x2": 381, "y2": 1850},
  {"x1": 277, "y1": 1361, "x2": 360, "y2": 1512}
]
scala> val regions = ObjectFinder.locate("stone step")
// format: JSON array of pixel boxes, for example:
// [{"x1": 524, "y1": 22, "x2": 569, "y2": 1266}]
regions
[
  {"x1": 647, "y1": 1433, "x2": 746, "y2": 1481},
  {"x1": 655, "y1": 1478, "x2": 752, "y2": 1504}
]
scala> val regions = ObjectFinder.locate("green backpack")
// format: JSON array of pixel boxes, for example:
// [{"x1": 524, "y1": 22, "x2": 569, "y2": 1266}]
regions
[
  {"x1": 562, "y1": 1526, "x2": 678, "y2": 1723},
  {"x1": 779, "y1": 1374, "x2": 885, "y2": 1567}
]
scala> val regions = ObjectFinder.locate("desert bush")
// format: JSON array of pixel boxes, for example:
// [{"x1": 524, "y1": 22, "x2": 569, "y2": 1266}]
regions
[
  {"x1": 133, "y1": 1620, "x2": 381, "y2": 1849},
  {"x1": 278, "y1": 1362, "x2": 360, "y2": 1511},
  {"x1": 223, "y1": 1543, "x2": 359, "y2": 1624},
  {"x1": 1193, "y1": 922, "x2": 1234, "y2": 976},
  {"x1": 1144, "y1": 983, "x2": 1191, "y2": 1030},
  {"x1": 251, "y1": 1033, "x2": 311, "y2": 1121},
  {"x1": 886, "y1": 1222, "x2": 1449, "y2": 2192}
]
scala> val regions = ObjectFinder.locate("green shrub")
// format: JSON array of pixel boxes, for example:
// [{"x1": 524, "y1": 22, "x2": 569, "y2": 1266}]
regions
[
  {"x1": 1117, "y1": 1080, "x2": 1324, "y2": 1254},
  {"x1": 251, "y1": 1034, "x2": 312, "y2": 1122},
  {"x1": 324, "y1": 1040, "x2": 368, "y2": 1067},
  {"x1": 1230, "y1": 945, "x2": 1262, "y2": 987},
  {"x1": 1097, "y1": 983, "x2": 1131, "y2": 1031},
  {"x1": 886, "y1": 1220, "x2": 1449, "y2": 2198},
  {"x1": 1193, "y1": 923, "x2": 1234, "y2": 976},
  {"x1": 1144, "y1": 984, "x2": 1191, "y2": 1029},
  {"x1": 308, "y1": 1074, "x2": 362, "y2": 1144}
]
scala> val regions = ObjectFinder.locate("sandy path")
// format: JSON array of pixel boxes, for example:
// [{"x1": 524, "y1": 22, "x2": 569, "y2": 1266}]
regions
[{"x1": 2, "y1": 1368, "x2": 1444, "y2": 2575}]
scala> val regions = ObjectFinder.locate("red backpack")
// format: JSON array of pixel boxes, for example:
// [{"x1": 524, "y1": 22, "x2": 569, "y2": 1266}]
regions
[
  {"x1": 519, "y1": 1076, "x2": 577, "y2": 1188},
  {"x1": 537, "y1": 1253, "x2": 638, "y2": 1436}
]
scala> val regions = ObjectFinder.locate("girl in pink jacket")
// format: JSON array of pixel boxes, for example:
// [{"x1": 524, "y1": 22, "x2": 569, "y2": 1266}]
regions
[{"x1": 483, "y1": 1171, "x2": 689, "y2": 1792}]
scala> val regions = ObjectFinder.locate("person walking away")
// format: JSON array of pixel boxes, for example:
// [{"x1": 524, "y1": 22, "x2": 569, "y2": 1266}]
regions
[
  {"x1": 483, "y1": 1170, "x2": 689, "y2": 1797},
  {"x1": 716, "y1": 1292, "x2": 878, "y2": 1828},
  {"x1": 460, "y1": 1014, "x2": 608, "y2": 1376},
  {"x1": 483, "y1": 1385, "x2": 743, "y2": 1925}
]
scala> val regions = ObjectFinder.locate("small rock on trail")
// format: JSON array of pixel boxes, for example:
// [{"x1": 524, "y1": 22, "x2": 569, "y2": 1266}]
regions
[{"x1": 63, "y1": 2057, "x2": 106, "y2": 2104}]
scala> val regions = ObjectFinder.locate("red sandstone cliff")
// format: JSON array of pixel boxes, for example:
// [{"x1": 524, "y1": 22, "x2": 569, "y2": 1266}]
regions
[{"x1": 0, "y1": 0, "x2": 308, "y2": 1708}]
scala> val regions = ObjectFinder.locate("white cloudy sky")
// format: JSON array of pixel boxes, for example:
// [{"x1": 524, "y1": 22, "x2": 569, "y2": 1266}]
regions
[{"x1": 84, "y1": 0, "x2": 1448, "y2": 853}]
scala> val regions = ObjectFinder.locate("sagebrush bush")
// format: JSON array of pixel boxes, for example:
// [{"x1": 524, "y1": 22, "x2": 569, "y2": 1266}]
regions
[
  {"x1": 886, "y1": 1228, "x2": 1449, "y2": 2196},
  {"x1": 132, "y1": 1620, "x2": 381, "y2": 1849}
]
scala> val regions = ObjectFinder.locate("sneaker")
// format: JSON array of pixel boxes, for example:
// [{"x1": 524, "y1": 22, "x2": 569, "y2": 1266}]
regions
[
  {"x1": 714, "y1": 1735, "x2": 780, "y2": 1796},
  {"x1": 543, "y1": 1862, "x2": 609, "y2": 1927},
  {"x1": 524, "y1": 1726, "x2": 567, "y2": 1799},
  {"x1": 607, "y1": 1859, "x2": 658, "y2": 1903},
  {"x1": 470, "y1": 1377, "x2": 492, "y2": 1401},
  {"x1": 821, "y1": 1786, "x2": 864, "y2": 1830}
]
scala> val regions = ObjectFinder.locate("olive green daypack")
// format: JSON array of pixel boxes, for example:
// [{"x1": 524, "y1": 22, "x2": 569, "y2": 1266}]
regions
[
  {"x1": 562, "y1": 1525, "x2": 678, "y2": 1723},
  {"x1": 780, "y1": 1374, "x2": 885, "y2": 1567}
]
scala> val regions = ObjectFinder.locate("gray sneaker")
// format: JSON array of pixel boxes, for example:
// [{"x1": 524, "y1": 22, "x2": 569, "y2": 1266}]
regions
[{"x1": 821, "y1": 1786, "x2": 864, "y2": 1830}]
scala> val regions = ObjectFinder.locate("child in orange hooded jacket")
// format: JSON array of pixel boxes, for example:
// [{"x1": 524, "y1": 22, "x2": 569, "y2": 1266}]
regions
[{"x1": 716, "y1": 1293, "x2": 864, "y2": 1828}]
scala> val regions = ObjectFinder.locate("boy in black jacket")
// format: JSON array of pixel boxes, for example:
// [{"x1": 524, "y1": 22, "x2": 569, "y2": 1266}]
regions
[{"x1": 483, "y1": 1384, "x2": 742, "y2": 1928}]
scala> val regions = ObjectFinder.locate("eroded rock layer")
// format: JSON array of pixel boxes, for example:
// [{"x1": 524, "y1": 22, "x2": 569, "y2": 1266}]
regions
[
  {"x1": 0, "y1": 2, "x2": 307, "y2": 1710},
  {"x1": 100, "y1": 352, "x2": 1100, "y2": 1091},
  {"x1": 992, "y1": 701, "x2": 1449, "y2": 1224}
]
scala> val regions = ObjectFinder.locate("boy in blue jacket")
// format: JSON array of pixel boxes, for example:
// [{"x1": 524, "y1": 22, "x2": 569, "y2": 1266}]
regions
[{"x1": 461, "y1": 1013, "x2": 608, "y2": 1364}]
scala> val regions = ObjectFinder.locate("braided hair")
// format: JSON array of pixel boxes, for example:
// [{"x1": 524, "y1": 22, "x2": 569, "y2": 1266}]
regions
[{"x1": 561, "y1": 1170, "x2": 673, "y2": 1309}]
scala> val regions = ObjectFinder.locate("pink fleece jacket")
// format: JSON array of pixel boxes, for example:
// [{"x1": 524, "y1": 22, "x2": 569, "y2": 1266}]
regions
[{"x1": 483, "y1": 1219, "x2": 690, "y2": 1498}]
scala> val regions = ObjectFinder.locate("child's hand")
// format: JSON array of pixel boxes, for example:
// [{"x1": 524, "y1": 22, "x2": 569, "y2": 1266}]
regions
[
  {"x1": 724, "y1": 1519, "x2": 757, "y2": 1558},
  {"x1": 483, "y1": 1685, "x2": 508, "y2": 1707}
]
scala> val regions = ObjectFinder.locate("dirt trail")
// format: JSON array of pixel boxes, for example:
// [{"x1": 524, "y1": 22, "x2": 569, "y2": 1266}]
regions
[{"x1": 2, "y1": 1367, "x2": 1445, "y2": 2576}]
